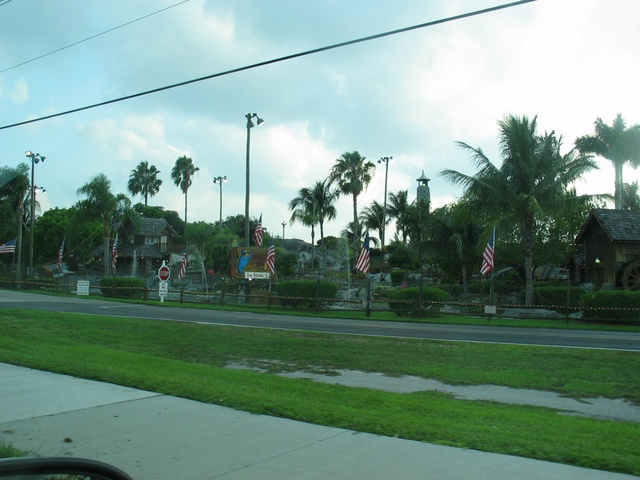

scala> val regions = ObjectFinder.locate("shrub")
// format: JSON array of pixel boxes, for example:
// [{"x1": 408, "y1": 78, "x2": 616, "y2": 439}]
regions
[
  {"x1": 390, "y1": 269, "x2": 407, "y2": 285},
  {"x1": 100, "y1": 277, "x2": 145, "y2": 299},
  {"x1": 276, "y1": 280, "x2": 338, "y2": 308},
  {"x1": 387, "y1": 286, "x2": 449, "y2": 317},
  {"x1": 581, "y1": 290, "x2": 640, "y2": 323},
  {"x1": 523, "y1": 286, "x2": 583, "y2": 311}
]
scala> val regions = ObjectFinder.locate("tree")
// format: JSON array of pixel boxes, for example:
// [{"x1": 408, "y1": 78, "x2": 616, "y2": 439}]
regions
[
  {"x1": 622, "y1": 182, "x2": 640, "y2": 210},
  {"x1": 171, "y1": 155, "x2": 199, "y2": 226},
  {"x1": 328, "y1": 151, "x2": 376, "y2": 244},
  {"x1": 127, "y1": 161, "x2": 162, "y2": 206},
  {"x1": 76, "y1": 174, "x2": 132, "y2": 277},
  {"x1": 360, "y1": 200, "x2": 387, "y2": 245},
  {"x1": 387, "y1": 190, "x2": 410, "y2": 245},
  {"x1": 575, "y1": 114, "x2": 640, "y2": 210},
  {"x1": 311, "y1": 179, "x2": 338, "y2": 247},
  {"x1": 0, "y1": 164, "x2": 30, "y2": 280},
  {"x1": 289, "y1": 186, "x2": 319, "y2": 264},
  {"x1": 441, "y1": 114, "x2": 597, "y2": 304}
]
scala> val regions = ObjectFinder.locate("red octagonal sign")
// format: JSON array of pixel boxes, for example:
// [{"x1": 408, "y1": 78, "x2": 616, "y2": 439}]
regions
[{"x1": 158, "y1": 265, "x2": 170, "y2": 281}]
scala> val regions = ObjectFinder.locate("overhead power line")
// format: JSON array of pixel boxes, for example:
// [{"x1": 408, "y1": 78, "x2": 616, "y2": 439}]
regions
[
  {"x1": 0, "y1": 0, "x2": 190, "y2": 74},
  {"x1": 0, "y1": 0, "x2": 537, "y2": 131}
]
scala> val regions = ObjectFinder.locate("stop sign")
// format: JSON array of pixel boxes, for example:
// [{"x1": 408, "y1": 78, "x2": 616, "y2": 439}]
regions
[{"x1": 158, "y1": 265, "x2": 170, "y2": 281}]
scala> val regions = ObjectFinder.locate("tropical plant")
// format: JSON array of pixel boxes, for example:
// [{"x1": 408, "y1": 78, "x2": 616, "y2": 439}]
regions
[
  {"x1": 127, "y1": 161, "x2": 162, "y2": 206},
  {"x1": 622, "y1": 181, "x2": 640, "y2": 210},
  {"x1": 387, "y1": 190, "x2": 411, "y2": 245},
  {"x1": 440, "y1": 114, "x2": 597, "y2": 304},
  {"x1": 575, "y1": 113, "x2": 640, "y2": 210},
  {"x1": 328, "y1": 151, "x2": 376, "y2": 244},
  {"x1": 0, "y1": 164, "x2": 30, "y2": 279},
  {"x1": 171, "y1": 155, "x2": 199, "y2": 226},
  {"x1": 360, "y1": 200, "x2": 387, "y2": 245},
  {"x1": 76, "y1": 174, "x2": 133, "y2": 277}
]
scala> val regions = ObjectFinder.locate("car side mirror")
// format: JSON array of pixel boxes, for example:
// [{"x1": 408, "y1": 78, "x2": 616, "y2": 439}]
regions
[{"x1": 0, "y1": 457, "x2": 133, "y2": 479}]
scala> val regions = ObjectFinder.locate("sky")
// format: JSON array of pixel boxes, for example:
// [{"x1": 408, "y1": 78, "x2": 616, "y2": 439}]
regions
[{"x1": 1, "y1": 0, "x2": 639, "y2": 243}]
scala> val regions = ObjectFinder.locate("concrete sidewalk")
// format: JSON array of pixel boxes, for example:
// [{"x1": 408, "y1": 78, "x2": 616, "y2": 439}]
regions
[{"x1": 1, "y1": 363, "x2": 637, "y2": 480}]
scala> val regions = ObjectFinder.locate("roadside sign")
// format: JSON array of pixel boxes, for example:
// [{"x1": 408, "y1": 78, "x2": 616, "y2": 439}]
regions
[
  {"x1": 159, "y1": 280, "x2": 168, "y2": 297},
  {"x1": 158, "y1": 264, "x2": 170, "y2": 281}
]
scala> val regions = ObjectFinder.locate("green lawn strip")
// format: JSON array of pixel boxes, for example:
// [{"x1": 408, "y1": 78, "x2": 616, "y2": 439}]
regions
[
  {"x1": 1, "y1": 309, "x2": 640, "y2": 474},
  {"x1": 1, "y1": 343, "x2": 638, "y2": 475},
  {"x1": 2, "y1": 309, "x2": 638, "y2": 403}
]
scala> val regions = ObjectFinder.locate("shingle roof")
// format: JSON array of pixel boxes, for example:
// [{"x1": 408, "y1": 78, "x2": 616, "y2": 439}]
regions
[{"x1": 575, "y1": 209, "x2": 640, "y2": 244}]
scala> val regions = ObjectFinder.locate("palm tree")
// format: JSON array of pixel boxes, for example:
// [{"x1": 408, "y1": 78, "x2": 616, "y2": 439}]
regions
[
  {"x1": 127, "y1": 161, "x2": 162, "y2": 206},
  {"x1": 77, "y1": 174, "x2": 132, "y2": 277},
  {"x1": 387, "y1": 190, "x2": 410, "y2": 244},
  {"x1": 328, "y1": 151, "x2": 376, "y2": 245},
  {"x1": 289, "y1": 186, "x2": 318, "y2": 266},
  {"x1": 310, "y1": 179, "x2": 338, "y2": 247},
  {"x1": 441, "y1": 114, "x2": 597, "y2": 304},
  {"x1": 360, "y1": 200, "x2": 387, "y2": 245},
  {"x1": 171, "y1": 156, "x2": 199, "y2": 225},
  {"x1": 0, "y1": 164, "x2": 30, "y2": 283},
  {"x1": 575, "y1": 114, "x2": 640, "y2": 210}
]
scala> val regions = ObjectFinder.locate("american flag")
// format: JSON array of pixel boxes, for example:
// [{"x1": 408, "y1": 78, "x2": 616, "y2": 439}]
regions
[
  {"x1": 179, "y1": 251, "x2": 188, "y2": 279},
  {"x1": 57, "y1": 238, "x2": 65, "y2": 269},
  {"x1": 480, "y1": 227, "x2": 496, "y2": 275},
  {"x1": 265, "y1": 241, "x2": 276, "y2": 275},
  {"x1": 355, "y1": 233, "x2": 371, "y2": 274},
  {"x1": 0, "y1": 238, "x2": 16, "y2": 254},
  {"x1": 111, "y1": 233, "x2": 118, "y2": 273},
  {"x1": 254, "y1": 214, "x2": 263, "y2": 246}
]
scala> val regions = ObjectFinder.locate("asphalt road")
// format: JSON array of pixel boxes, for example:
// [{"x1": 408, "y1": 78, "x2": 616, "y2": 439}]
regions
[{"x1": 1, "y1": 290, "x2": 639, "y2": 351}]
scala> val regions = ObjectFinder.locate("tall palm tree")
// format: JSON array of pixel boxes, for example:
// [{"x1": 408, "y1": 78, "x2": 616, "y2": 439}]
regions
[
  {"x1": 328, "y1": 151, "x2": 376, "y2": 245},
  {"x1": 575, "y1": 114, "x2": 640, "y2": 210},
  {"x1": 289, "y1": 186, "x2": 318, "y2": 265},
  {"x1": 77, "y1": 173, "x2": 132, "y2": 277},
  {"x1": 360, "y1": 200, "x2": 387, "y2": 245},
  {"x1": 171, "y1": 156, "x2": 199, "y2": 226},
  {"x1": 127, "y1": 161, "x2": 162, "y2": 206},
  {"x1": 387, "y1": 190, "x2": 410, "y2": 244},
  {"x1": 0, "y1": 164, "x2": 30, "y2": 282},
  {"x1": 441, "y1": 114, "x2": 597, "y2": 304},
  {"x1": 310, "y1": 179, "x2": 338, "y2": 247}
]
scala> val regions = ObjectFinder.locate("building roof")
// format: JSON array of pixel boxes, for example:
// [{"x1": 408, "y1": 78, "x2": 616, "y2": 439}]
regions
[{"x1": 575, "y1": 209, "x2": 640, "y2": 244}]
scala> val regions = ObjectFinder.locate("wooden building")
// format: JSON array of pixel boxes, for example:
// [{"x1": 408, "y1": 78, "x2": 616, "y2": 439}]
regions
[{"x1": 575, "y1": 209, "x2": 640, "y2": 290}]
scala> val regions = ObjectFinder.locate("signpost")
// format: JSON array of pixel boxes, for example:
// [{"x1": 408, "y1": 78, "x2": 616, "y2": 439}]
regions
[{"x1": 158, "y1": 261, "x2": 170, "y2": 303}]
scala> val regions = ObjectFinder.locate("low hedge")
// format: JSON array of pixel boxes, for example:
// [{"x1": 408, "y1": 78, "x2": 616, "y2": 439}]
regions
[
  {"x1": 100, "y1": 277, "x2": 145, "y2": 299},
  {"x1": 387, "y1": 286, "x2": 449, "y2": 317},
  {"x1": 524, "y1": 286, "x2": 583, "y2": 311},
  {"x1": 581, "y1": 290, "x2": 640, "y2": 323},
  {"x1": 276, "y1": 280, "x2": 338, "y2": 308}
]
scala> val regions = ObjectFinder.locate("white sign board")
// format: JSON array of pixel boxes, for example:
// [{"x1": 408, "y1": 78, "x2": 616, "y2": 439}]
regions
[
  {"x1": 245, "y1": 271, "x2": 270, "y2": 279},
  {"x1": 484, "y1": 305, "x2": 496, "y2": 315},
  {"x1": 159, "y1": 280, "x2": 168, "y2": 297},
  {"x1": 76, "y1": 280, "x2": 90, "y2": 296}
]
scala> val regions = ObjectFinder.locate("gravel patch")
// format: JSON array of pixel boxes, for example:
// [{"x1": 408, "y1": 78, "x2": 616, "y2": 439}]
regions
[{"x1": 227, "y1": 363, "x2": 640, "y2": 423}]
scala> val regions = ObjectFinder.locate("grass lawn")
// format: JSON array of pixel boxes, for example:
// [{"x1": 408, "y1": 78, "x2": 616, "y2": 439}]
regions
[{"x1": 1, "y1": 307, "x2": 639, "y2": 475}]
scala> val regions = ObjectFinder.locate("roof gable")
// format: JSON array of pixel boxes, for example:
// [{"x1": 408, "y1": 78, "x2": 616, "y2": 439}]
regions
[{"x1": 575, "y1": 209, "x2": 640, "y2": 244}]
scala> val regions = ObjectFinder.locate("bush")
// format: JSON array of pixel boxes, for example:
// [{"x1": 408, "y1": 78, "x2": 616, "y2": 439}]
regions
[
  {"x1": 387, "y1": 286, "x2": 449, "y2": 317},
  {"x1": 523, "y1": 286, "x2": 583, "y2": 311},
  {"x1": 276, "y1": 280, "x2": 338, "y2": 308},
  {"x1": 389, "y1": 269, "x2": 407, "y2": 285},
  {"x1": 581, "y1": 290, "x2": 640, "y2": 323},
  {"x1": 100, "y1": 277, "x2": 145, "y2": 299}
]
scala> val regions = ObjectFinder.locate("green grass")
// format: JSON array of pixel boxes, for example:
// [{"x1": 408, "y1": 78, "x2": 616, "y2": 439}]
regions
[{"x1": 1, "y1": 308, "x2": 639, "y2": 475}]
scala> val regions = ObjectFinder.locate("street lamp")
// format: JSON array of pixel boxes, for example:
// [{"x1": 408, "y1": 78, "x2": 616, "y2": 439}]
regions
[
  {"x1": 377, "y1": 156, "x2": 392, "y2": 250},
  {"x1": 25, "y1": 151, "x2": 45, "y2": 282},
  {"x1": 281, "y1": 221, "x2": 286, "y2": 240},
  {"x1": 213, "y1": 175, "x2": 227, "y2": 231},
  {"x1": 244, "y1": 113, "x2": 265, "y2": 247}
]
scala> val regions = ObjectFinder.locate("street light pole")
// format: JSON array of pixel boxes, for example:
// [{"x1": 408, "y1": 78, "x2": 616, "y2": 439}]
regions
[
  {"x1": 244, "y1": 113, "x2": 265, "y2": 247},
  {"x1": 377, "y1": 156, "x2": 392, "y2": 250},
  {"x1": 213, "y1": 176, "x2": 227, "y2": 231},
  {"x1": 25, "y1": 151, "x2": 45, "y2": 283},
  {"x1": 281, "y1": 221, "x2": 286, "y2": 240}
]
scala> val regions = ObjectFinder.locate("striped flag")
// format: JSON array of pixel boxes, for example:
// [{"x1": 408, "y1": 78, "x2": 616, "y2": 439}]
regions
[
  {"x1": 179, "y1": 251, "x2": 187, "y2": 279},
  {"x1": 57, "y1": 238, "x2": 65, "y2": 269},
  {"x1": 254, "y1": 214, "x2": 263, "y2": 247},
  {"x1": 355, "y1": 233, "x2": 371, "y2": 274},
  {"x1": 265, "y1": 241, "x2": 276, "y2": 275},
  {"x1": 0, "y1": 238, "x2": 16, "y2": 254},
  {"x1": 480, "y1": 227, "x2": 495, "y2": 275},
  {"x1": 111, "y1": 233, "x2": 118, "y2": 273}
]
